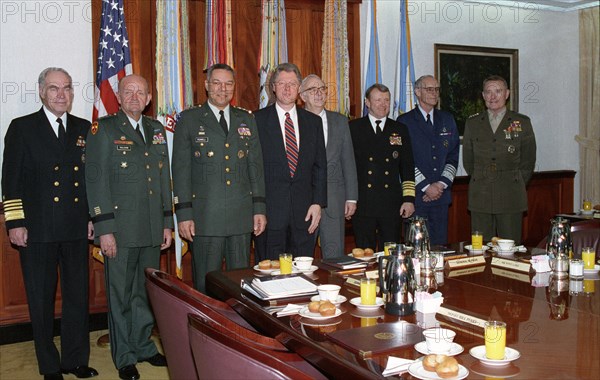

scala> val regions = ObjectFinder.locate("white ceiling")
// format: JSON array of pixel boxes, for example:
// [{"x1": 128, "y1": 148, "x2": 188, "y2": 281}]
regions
[{"x1": 467, "y1": 1, "x2": 599, "y2": 12}]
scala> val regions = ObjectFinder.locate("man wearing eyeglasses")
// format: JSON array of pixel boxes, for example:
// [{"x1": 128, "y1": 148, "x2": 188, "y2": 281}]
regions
[
  {"x1": 397, "y1": 75, "x2": 459, "y2": 245},
  {"x1": 172, "y1": 63, "x2": 266, "y2": 293},
  {"x1": 463, "y1": 75, "x2": 536, "y2": 244},
  {"x1": 253, "y1": 63, "x2": 327, "y2": 260},
  {"x1": 299, "y1": 74, "x2": 357, "y2": 258}
]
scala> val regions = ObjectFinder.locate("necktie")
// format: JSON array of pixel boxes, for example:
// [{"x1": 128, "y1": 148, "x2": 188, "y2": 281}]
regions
[
  {"x1": 375, "y1": 120, "x2": 382, "y2": 135},
  {"x1": 56, "y1": 118, "x2": 66, "y2": 145},
  {"x1": 426, "y1": 114, "x2": 433, "y2": 130},
  {"x1": 219, "y1": 110, "x2": 228, "y2": 135},
  {"x1": 135, "y1": 123, "x2": 145, "y2": 143},
  {"x1": 284, "y1": 112, "x2": 299, "y2": 177}
]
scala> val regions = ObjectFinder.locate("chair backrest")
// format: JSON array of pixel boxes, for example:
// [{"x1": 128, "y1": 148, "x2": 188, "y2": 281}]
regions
[
  {"x1": 145, "y1": 269, "x2": 288, "y2": 380},
  {"x1": 188, "y1": 314, "x2": 319, "y2": 380},
  {"x1": 536, "y1": 220, "x2": 600, "y2": 256},
  {"x1": 228, "y1": 298, "x2": 382, "y2": 380}
]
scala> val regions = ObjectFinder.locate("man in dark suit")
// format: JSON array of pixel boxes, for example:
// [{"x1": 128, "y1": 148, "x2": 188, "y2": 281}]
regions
[
  {"x1": 463, "y1": 75, "x2": 536, "y2": 243},
  {"x1": 397, "y1": 75, "x2": 459, "y2": 245},
  {"x1": 86, "y1": 74, "x2": 173, "y2": 380},
  {"x1": 2, "y1": 68, "x2": 98, "y2": 380},
  {"x1": 173, "y1": 63, "x2": 266, "y2": 292},
  {"x1": 350, "y1": 84, "x2": 415, "y2": 250},
  {"x1": 299, "y1": 74, "x2": 357, "y2": 258},
  {"x1": 254, "y1": 63, "x2": 327, "y2": 260}
]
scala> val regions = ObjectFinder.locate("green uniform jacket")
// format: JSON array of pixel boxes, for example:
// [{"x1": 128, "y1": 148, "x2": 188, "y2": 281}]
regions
[
  {"x1": 172, "y1": 103, "x2": 266, "y2": 236},
  {"x1": 86, "y1": 110, "x2": 174, "y2": 247},
  {"x1": 463, "y1": 110, "x2": 536, "y2": 214}
]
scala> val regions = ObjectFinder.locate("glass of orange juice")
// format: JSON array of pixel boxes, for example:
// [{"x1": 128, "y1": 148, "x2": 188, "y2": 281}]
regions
[
  {"x1": 361, "y1": 317, "x2": 378, "y2": 327},
  {"x1": 384, "y1": 242, "x2": 396, "y2": 256},
  {"x1": 472, "y1": 231, "x2": 483, "y2": 250},
  {"x1": 582, "y1": 247, "x2": 596, "y2": 270},
  {"x1": 360, "y1": 278, "x2": 377, "y2": 305},
  {"x1": 484, "y1": 321, "x2": 507, "y2": 360},
  {"x1": 279, "y1": 253, "x2": 293, "y2": 274},
  {"x1": 583, "y1": 199, "x2": 592, "y2": 211}
]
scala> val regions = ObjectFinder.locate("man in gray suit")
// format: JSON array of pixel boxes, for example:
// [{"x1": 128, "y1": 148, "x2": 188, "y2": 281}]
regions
[{"x1": 300, "y1": 74, "x2": 358, "y2": 258}]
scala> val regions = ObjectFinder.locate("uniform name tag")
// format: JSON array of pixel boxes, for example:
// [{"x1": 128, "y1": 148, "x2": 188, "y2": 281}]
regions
[
  {"x1": 195, "y1": 137, "x2": 209, "y2": 143},
  {"x1": 117, "y1": 145, "x2": 132, "y2": 151}
]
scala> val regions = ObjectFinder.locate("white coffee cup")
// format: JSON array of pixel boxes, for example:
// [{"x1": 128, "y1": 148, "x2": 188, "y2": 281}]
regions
[
  {"x1": 293, "y1": 256, "x2": 313, "y2": 271},
  {"x1": 423, "y1": 328, "x2": 456, "y2": 353},
  {"x1": 497, "y1": 239, "x2": 515, "y2": 251},
  {"x1": 317, "y1": 284, "x2": 341, "y2": 302}
]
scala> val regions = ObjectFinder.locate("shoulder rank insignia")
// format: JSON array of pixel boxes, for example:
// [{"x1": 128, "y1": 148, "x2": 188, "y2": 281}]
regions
[{"x1": 91, "y1": 121, "x2": 99, "y2": 135}]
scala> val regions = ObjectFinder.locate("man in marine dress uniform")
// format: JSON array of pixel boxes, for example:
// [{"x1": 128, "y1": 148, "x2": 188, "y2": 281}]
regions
[
  {"x1": 299, "y1": 74, "x2": 358, "y2": 258},
  {"x1": 85, "y1": 74, "x2": 173, "y2": 380},
  {"x1": 254, "y1": 63, "x2": 328, "y2": 260},
  {"x1": 463, "y1": 75, "x2": 536, "y2": 244},
  {"x1": 172, "y1": 63, "x2": 266, "y2": 293},
  {"x1": 2, "y1": 67, "x2": 98, "y2": 380},
  {"x1": 350, "y1": 84, "x2": 416, "y2": 250},
  {"x1": 397, "y1": 75, "x2": 459, "y2": 245}
]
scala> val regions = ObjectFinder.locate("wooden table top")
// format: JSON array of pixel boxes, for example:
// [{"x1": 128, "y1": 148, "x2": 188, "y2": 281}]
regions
[{"x1": 206, "y1": 247, "x2": 600, "y2": 379}]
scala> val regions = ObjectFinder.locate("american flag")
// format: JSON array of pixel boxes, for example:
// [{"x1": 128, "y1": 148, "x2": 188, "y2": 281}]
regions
[{"x1": 92, "y1": 0, "x2": 132, "y2": 121}]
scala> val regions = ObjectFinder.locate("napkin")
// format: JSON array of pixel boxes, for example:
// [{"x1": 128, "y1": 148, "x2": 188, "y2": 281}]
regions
[
  {"x1": 276, "y1": 304, "x2": 304, "y2": 317},
  {"x1": 382, "y1": 357, "x2": 418, "y2": 376},
  {"x1": 531, "y1": 254, "x2": 552, "y2": 273}
]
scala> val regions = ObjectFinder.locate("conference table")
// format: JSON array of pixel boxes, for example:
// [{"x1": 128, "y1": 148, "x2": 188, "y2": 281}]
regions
[{"x1": 206, "y1": 245, "x2": 599, "y2": 379}]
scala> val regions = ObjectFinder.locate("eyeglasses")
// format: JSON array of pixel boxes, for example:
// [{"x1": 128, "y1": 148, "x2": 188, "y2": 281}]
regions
[
  {"x1": 301, "y1": 86, "x2": 327, "y2": 95},
  {"x1": 274, "y1": 81, "x2": 300, "y2": 89},
  {"x1": 419, "y1": 87, "x2": 440, "y2": 94},
  {"x1": 208, "y1": 80, "x2": 235, "y2": 89}
]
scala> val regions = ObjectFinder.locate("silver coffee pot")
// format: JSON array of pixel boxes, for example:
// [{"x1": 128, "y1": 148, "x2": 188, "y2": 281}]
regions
[
  {"x1": 546, "y1": 217, "x2": 572, "y2": 258},
  {"x1": 378, "y1": 245, "x2": 417, "y2": 316},
  {"x1": 405, "y1": 216, "x2": 430, "y2": 258}
]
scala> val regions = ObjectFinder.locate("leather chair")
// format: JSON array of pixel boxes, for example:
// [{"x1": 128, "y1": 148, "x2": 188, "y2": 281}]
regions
[
  {"x1": 187, "y1": 313, "x2": 323, "y2": 380},
  {"x1": 537, "y1": 220, "x2": 600, "y2": 257},
  {"x1": 145, "y1": 269, "x2": 289, "y2": 380}
]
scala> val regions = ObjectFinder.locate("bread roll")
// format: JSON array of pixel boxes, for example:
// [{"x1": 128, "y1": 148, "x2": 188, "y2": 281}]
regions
[
  {"x1": 258, "y1": 260, "x2": 271, "y2": 270},
  {"x1": 308, "y1": 301, "x2": 321, "y2": 313},
  {"x1": 436, "y1": 357, "x2": 459, "y2": 378},
  {"x1": 364, "y1": 248, "x2": 375, "y2": 257},
  {"x1": 270, "y1": 260, "x2": 280, "y2": 269},
  {"x1": 422, "y1": 354, "x2": 447, "y2": 372},
  {"x1": 491, "y1": 236, "x2": 500, "y2": 245},
  {"x1": 318, "y1": 301, "x2": 336, "y2": 316},
  {"x1": 352, "y1": 248, "x2": 365, "y2": 257}
]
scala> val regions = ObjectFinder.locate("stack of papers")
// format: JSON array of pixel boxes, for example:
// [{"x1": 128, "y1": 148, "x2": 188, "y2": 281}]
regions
[
  {"x1": 321, "y1": 256, "x2": 369, "y2": 270},
  {"x1": 241, "y1": 274, "x2": 318, "y2": 300}
]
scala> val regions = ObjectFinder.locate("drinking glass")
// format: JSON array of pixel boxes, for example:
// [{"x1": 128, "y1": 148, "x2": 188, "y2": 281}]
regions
[
  {"x1": 472, "y1": 231, "x2": 483, "y2": 250},
  {"x1": 582, "y1": 247, "x2": 596, "y2": 269},
  {"x1": 279, "y1": 253, "x2": 293, "y2": 274},
  {"x1": 484, "y1": 321, "x2": 507, "y2": 360},
  {"x1": 360, "y1": 278, "x2": 377, "y2": 305}
]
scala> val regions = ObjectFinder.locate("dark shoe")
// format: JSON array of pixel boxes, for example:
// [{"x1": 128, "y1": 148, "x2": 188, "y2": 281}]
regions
[
  {"x1": 139, "y1": 353, "x2": 167, "y2": 367},
  {"x1": 118, "y1": 364, "x2": 140, "y2": 380},
  {"x1": 61, "y1": 365, "x2": 98, "y2": 378},
  {"x1": 44, "y1": 373, "x2": 64, "y2": 380}
]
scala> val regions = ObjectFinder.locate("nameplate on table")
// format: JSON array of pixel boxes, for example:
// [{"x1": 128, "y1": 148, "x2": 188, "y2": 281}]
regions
[
  {"x1": 491, "y1": 267, "x2": 531, "y2": 283},
  {"x1": 491, "y1": 257, "x2": 531, "y2": 273},
  {"x1": 365, "y1": 270, "x2": 379, "y2": 279},
  {"x1": 437, "y1": 306, "x2": 486, "y2": 328},
  {"x1": 447, "y1": 265, "x2": 486, "y2": 277},
  {"x1": 346, "y1": 277, "x2": 361, "y2": 288},
  {"x1": 447, "y1": 256, "x2": 485, "y2": 269}
]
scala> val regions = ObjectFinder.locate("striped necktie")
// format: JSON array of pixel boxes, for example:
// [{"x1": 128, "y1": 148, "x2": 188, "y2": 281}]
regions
[{"x1": 284, "y1": 112, "x2": 298, "y2": 177}]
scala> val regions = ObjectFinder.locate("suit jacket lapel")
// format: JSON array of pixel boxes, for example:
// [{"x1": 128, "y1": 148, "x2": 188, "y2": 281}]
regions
[
  {"x1": 265, "y1": 105, "x2": 286, "y2": 160},
  {"x1": 36, "y1": 108, "x2": 65, "y2": 151}
]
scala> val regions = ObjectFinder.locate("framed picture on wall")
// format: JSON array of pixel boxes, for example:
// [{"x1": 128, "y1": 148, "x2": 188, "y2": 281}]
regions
[{"x1": 434, "y1": 44, "x2": 519, "y2": 135}]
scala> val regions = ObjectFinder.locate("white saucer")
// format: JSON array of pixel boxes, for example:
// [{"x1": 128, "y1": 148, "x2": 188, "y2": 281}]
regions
[
  {"x1": 298, "y1": 306, "x2": 342, "y2": 320},
  {"x1": 253, "y1": 265, "x2": 274, "y2": 274},
  {"x1": 295, "y1": 265, "x2": 319, "y2": 274},
  {"x1": 347, "y1": 253, "x2": 378, "y2": 261},
  {"x1": 310, "y1": 294, "x2": 347, "y2": 306},
  {"x1": 465, "y1": 245, "x2": 489, "y2": 253},
  {"x1": 408, "y1": 361, "x2": 469, "y2": 380},
  {"x1": 349, "y1": 297, "x2": 384, "y2": 310},
  {"x1": 414, "y1": 341, "x2": 464, "y2": 356},
  {"x1": 491, "y1": 246, "x2": 526, "y2": 254},
  {"x1": 271, "y1": 268, "x2": 300, "y2": 275},
  {"x1": 583, "y1": 265, "x2": 600, "y2": 274},
  {"x1": 580, "y1": 209, "x2": 594, "y2": 216},
  {"x1": 469, "y1": 345, "x2": 521, "y2": 366}
]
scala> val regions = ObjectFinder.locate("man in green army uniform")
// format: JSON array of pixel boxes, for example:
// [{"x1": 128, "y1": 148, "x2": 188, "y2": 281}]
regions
[
  {"x1": 463, "y1": 75, "x2": 536, "y2": 244},
  {"x1": 86, "y1": 74, "x2": 173, "y2": 380},
  {"x1": 172, "y1": 63, "x2": 266, "y2": 293}
]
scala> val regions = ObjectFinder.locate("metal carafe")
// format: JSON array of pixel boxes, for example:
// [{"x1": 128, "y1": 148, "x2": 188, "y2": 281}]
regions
[
  {"x1": 405, "y1": 216, "x2": 430, "y2": 258},
  {"x1": 378, "y1": 245, "x2": 417, "y2": 316},
  {"x1": 546, "y1": 217, "x2": 572, "y2": 258}
]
